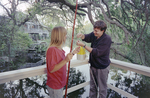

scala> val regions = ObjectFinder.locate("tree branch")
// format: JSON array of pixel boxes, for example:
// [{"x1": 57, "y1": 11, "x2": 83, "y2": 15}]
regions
[
  {"x1": 87, "y1": 4, "x2": 94, "y2": 25},
  {"x1": 132, "y1": 1, "x2": 149, "y2": 48},
  {"x1": 0, "y1": 2, "x2": 11, "y2": 17},
  {"x1": 111, "y1": 47, "x2": 137, "y2": 64},
  {"x1": 95, "y1": 1, "x2": 131, "y2": 44},
  {"x1": 46, "y1": 0, "x2": 86, "y2": 16}
]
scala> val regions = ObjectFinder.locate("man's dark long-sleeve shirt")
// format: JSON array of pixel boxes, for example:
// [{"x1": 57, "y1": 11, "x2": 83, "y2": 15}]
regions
[{"x1": 83, "y1": 32, "x2": 111, "y2": 69}]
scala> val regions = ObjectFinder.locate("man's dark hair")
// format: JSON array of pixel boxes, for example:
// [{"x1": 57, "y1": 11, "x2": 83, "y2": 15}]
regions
[{"x1": 94, "y1": 20, "x2": 107, "y2": 33}]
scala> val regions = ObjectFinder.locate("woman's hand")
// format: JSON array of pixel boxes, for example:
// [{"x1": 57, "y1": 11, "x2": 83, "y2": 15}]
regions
[
  {"x1": 65, "y1": 53, "x2": 73, "y2": 62},
  {"x1": 72, "y1": 47, "x2": 80, "y2": 55}
]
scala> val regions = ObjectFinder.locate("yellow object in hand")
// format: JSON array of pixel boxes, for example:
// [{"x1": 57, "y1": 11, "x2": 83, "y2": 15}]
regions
[
  {"x1": 77, "y1": 47, "x2": 86, "y2": 60},
  {"x1": 77, "y1": 47, "x2": 86, "y2": 55}
]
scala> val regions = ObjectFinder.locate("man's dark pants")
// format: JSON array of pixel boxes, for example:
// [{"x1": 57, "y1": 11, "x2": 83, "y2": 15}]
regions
[{"x1": 89, "y1": 66, "x2": 110, "y2": 98}]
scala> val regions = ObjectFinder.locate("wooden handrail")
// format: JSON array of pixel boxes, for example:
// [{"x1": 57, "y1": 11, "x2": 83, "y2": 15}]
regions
[
  {"x1": 1, "y1": 58, "x2": 149, "y2": 98},
  {"x1": 110, "y1": 59, "x2": 150, "y2": 77},
  {"x1": 0, "y1": 59, "x2": 88, "y2": 84}
]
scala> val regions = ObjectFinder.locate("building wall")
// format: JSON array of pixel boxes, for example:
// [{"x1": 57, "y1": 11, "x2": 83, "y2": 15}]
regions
[{"x1": 23, "y1": 21, "x2": 49, "y2": 41}]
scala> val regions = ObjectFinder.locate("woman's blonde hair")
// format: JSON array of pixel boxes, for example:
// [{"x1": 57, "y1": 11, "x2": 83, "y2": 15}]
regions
[{"x1": 49, "y1": 26, "x2": 67, "y2": 47}]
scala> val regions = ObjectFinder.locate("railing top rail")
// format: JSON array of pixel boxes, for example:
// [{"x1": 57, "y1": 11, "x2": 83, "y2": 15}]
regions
[
  {"x1": 110, "y1": 59, "x2": 150, "y2": 77},
  {"x1": 0, "y1": 58, "x2": 150, "y2": 84},
  {"x1": 0, "y1": 59, "x2": 89, "y2": 84}
]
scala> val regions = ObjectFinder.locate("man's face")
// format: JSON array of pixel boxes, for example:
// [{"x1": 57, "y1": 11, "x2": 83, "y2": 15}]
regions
[{"x1": 93, "y1": 28, "x2": 104, "y2": 39}]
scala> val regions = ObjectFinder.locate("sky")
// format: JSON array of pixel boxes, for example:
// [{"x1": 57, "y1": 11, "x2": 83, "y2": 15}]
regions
[{"x1": 0, "y1": 0, "x2": 30, "y2": 15}]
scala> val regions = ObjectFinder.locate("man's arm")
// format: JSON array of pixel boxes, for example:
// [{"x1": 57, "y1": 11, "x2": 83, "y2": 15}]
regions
[
  {"x1": 77, "y1": 32, "x2": 94, "y2": 43},
  {"x1": 84, "y1": 44, "x2": 93, "y2": 53}
]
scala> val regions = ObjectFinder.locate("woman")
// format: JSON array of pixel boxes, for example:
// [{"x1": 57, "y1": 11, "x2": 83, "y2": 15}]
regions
[{"x1": 46, "y1": 26, "x2": 80, "y2": 98}]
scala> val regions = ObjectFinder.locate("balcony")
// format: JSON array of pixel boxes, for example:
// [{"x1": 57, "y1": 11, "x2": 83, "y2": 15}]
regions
[{"x1": 0, "y1": 59, "x2": 150, "y2": 98}]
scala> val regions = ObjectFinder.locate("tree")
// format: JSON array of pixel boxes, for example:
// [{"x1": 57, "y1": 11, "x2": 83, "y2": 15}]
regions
[
  {"x1": 44, "y1": 0, "x2": 150, "y2": 66},
  {"x1": 0, "y1": 16, "x2": 33, "y2": 71},
  {"x1": 0, "y1": 0, "x2": 30, "y2": 59},
  {"x1": 0, "y1": 0, "x2": 45, "y2": 71}
]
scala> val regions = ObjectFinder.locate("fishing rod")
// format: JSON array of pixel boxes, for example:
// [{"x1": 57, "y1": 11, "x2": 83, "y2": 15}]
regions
[{"x1": 64, "y1": 0, "x2": 78, "y2": 98}]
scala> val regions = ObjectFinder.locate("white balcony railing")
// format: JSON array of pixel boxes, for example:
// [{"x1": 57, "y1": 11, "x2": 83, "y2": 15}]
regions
[{"x1": 0, "y1": 59, "x2": 150, "y2": 97}]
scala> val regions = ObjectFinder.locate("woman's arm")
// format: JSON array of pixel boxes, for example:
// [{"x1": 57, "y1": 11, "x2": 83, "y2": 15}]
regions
[
  {"x1": 50, "y1": 47, "x2": 80, "y2": 73},
  {"x1": 50, "y1": 53, "x2": 73, "y2": 73}
]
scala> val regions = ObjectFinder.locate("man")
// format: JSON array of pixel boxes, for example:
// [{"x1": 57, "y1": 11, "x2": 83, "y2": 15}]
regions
[{"x1": 76, "y1": 20, "x2": 111, "y2": 98}]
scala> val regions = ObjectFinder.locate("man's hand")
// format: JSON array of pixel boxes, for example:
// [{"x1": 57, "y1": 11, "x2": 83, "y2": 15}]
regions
[
  {"x1": 76, "y1": 40, "x2": 85, "y2": 47},
  {"x1": 77, "y1": 33, "x2": 85, "y2": 39}
]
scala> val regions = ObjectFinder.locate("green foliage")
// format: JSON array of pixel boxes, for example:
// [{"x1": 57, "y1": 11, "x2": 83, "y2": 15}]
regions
[{"x1": 13, "y1": 31, "x2": 33, "y2": 51}]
